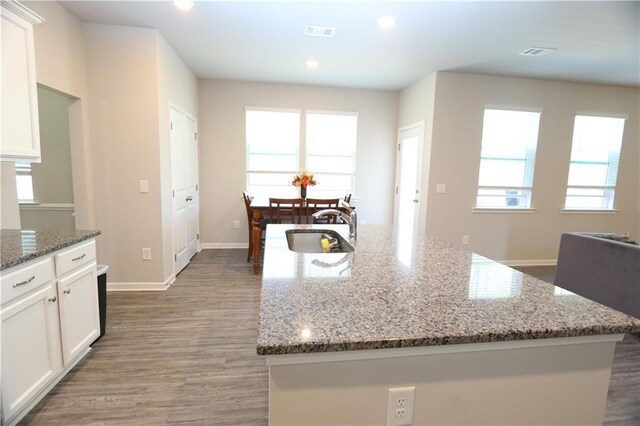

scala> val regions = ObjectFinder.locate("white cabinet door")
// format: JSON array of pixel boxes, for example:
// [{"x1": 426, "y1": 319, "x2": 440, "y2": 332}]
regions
[
  {"x1": 0, "y1": 5, "x2": 42, "y2": 162},
  {"x1": 57, "y1": 263, "x2": 100, "y2": 365},
  {"x1": 1, "y1": 282, "x2": 63, "y2": 421}
]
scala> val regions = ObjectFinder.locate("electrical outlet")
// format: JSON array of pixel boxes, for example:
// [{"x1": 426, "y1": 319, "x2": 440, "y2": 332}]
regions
[
  {"x1": 233, "y1": 220, "x2": 240, "y2": 229},
  {"x1": 436, "y1": 183, "x2": 446, "y2": 194},
  {"x1": 387, "y1": 386, "x2": 415, "y2": 426},
  {"x1": 462, "y1": 235, "x2": 470, "y2": 245},
  {"x1": 139, "y1": 179, "x2": 149, "y2": 193},
  {"x1": 142, "y1": 248, "x2": 151, "y2": 260}
]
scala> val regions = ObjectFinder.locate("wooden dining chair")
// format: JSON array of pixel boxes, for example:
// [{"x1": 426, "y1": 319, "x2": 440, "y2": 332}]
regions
[
  {"x1": 243, "y1": 192, "x2": 269, "y2": 262},
  {"x1": 268, "y1": 198, "x2": 305, "y2": 224},
  {"x1": 305, "y1": 198, "x2": 340, "y2": 224}
]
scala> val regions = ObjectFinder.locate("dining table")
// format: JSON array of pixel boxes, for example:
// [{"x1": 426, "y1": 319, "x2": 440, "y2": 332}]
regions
[{"x1": 249, "y1": 197, "x2": 352, "y2": 273}]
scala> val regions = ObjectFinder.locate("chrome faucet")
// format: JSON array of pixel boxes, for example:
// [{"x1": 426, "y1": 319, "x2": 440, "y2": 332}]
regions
[{"x1": 312, "y1": 207, "x2": 358, "y2": 238}]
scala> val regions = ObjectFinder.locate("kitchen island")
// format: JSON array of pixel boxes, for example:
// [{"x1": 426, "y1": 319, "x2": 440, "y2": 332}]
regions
[{"x1": 258, "y1": 224, "x2": 640, "y2": 425}]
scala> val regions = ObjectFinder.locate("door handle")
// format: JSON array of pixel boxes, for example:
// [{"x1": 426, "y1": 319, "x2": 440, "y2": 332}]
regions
[
  {"x1": 186, "y1": 196, "x2": 193, "y2": 202},
  {"x1": 48, "y1": 296, "x2": 57, "y2": 303},
  {"x1": 64, "y1": 289, "x2": 71, "y2": 295}
]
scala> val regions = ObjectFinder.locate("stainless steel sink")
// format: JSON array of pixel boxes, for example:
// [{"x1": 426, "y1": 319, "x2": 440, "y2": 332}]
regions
[{"x1": 285, "y1": 229, "x2": 354, "y2": 253}]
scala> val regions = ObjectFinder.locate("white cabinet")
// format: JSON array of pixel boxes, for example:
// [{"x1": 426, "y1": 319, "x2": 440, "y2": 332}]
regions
[
  {"x1": 57, "y1": 263, "x2": 100, "y2": 364},
  {"x1": 0, "y1": 239, "x2": 99, "y2": 425},
  {"x1": 1, "y1": 1, "x2": 43, "y2": 162},
  {"x1": 1, "y1": 276, "x2": 62, "y2": 421}
]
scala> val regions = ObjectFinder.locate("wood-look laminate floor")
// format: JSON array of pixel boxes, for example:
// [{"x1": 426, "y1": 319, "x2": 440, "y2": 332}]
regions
[
  {"x1": 19, "y1": 255, "x2": 639, "y2": 425},
  {"x1": 21, "y1": 250, "x2": 268, "y2": 425}
]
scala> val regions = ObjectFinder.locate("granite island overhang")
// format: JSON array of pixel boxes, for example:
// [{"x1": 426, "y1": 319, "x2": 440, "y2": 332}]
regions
[{"x1": 258, "y1": 224, "x2": 640, "y2": 425}]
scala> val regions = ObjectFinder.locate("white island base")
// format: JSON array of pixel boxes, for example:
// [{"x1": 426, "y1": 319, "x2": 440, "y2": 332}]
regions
[{"x1": 266, "y1": 334, "x2": 623, "y2": 425}]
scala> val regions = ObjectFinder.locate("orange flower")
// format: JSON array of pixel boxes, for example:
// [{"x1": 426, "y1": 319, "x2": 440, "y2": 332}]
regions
[{"x1": 291, "y1": 170, "x2": 317, "y2": 187}]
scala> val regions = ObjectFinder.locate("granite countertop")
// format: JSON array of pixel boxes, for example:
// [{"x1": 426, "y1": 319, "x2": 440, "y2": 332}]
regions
[
  {"x1": 1, "y1": 229, "x2": 101, "y2": 271},
  {"x1": 257, "y1": 224, "x2": 640, "y2": 355}
]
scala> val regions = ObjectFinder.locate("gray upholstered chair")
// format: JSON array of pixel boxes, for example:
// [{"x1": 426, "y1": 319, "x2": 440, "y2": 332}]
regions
[{"x1": 554, "y1": 232, "x2": 640, "y2": 319}]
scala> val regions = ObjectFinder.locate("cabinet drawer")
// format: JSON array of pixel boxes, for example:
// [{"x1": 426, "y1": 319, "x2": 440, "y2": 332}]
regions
[
  {"x1": 54, "y1": 241, "x2": 96, "y2": 277},
  {"x1": 0, "y1": 258, "x2": 55, "y2": 307}
]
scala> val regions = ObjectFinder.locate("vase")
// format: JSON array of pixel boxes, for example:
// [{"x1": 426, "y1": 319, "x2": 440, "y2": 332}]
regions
[{"x1": 300, "y1": 185, "x2": 307, "y2": 199}]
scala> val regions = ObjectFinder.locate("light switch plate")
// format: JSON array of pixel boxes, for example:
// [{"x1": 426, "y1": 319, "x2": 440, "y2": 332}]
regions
[
  {"x1": 139, "y1": 180, "x2": 149, "y2": 193},
  {"x1": 436, "y1": 183, "x2": 446, "y2": 194}
]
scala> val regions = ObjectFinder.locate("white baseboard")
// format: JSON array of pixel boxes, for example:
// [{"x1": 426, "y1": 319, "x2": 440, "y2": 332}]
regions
[
  {"x1": 107, "y1": 276, "x2": 173, "y2": 292},
  {"x1": 201, "y1": 243, "x2": 248, "y2": 249},
  {"x1": 499, "y1": 259, "x2": 557, "y2": 267}
]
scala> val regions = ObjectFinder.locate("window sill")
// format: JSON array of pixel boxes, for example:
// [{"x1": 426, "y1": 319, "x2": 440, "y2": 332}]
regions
[
  {"x1": 561, "y1": 209, "x2": 618, "y2": 215},
  {"x1": 19, "y1": 203, "x2": 74, "y2": 212},
  {"x1": 472, "y1": 208, "x2": 536, "y2": 214}
]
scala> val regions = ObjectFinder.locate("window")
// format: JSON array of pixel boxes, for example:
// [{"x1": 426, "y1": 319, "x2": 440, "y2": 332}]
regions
[
  {"x1": 305, "y1": 112, "x2": 357, "y2": 198},
  {"x1": 246, "y1": 109, "x2": 300, "y2": 197},
  {"x1": 468, "y1": 254, "x2": 522, "y2": 299},
  {"x1": 246, "y1": 108, "x2": 357, "y2": 198},
  {"x1": 476, "y1": 108, "x2": 541, "y2": 209},
  {"x1": 15, "y1": 163, "x2": 35, "y2": 202},
  {"x1": 564, "y1": 115, "x2": 625, "y2": 210}
]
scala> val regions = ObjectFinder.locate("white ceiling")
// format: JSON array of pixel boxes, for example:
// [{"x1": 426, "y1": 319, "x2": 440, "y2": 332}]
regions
[{"x1": 59, "y1": 1, "x2": 640, "y2": 91}]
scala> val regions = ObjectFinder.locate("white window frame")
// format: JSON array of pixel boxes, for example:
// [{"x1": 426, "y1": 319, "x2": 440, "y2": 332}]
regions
[
  {"x1": 474, "y1": 107, "x2": 542, "y2": 212},
  {"x1": 563, "y1": 113, "x2": 626, "y2": 212},
  {"x1": 245, "y1": 107, "x2": 358, "y2": 198},
  {"x1": 245, "y1": 107, "x2": 301, "y2": 197},
  {"x1": 304, "y1": 110, "x2": 358, "y2": 198},
  {"x1": 15, "y1": 162, "x2": 36, "y2": 203}
]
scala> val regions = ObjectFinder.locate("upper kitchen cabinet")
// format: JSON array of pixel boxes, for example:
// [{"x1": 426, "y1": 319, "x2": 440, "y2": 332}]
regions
[{"x1": 1, "y1": 1, "x2": 43, "y2": 162}]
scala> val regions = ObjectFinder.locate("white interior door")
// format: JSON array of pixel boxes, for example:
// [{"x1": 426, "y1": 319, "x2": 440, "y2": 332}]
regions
[
  {"x1": 394, "y1": 123, "x2": 425, "y2": 235},
  {"x1": 170, "y1": 107, "x2": 199, "y2": 275}
]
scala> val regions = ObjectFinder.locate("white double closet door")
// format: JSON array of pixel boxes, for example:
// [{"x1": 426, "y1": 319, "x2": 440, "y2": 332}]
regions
[{"x1": 170, "y1": 107, "x2": 199, "y2": 275}]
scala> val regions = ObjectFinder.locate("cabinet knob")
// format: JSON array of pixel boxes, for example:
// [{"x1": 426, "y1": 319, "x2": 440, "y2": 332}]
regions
[
  {"x1": 48, "y1": 296, "x2": 57, "y2": 303},
  {"x1": 63, "y1": 289, "x2": 71, "y2": 295}
]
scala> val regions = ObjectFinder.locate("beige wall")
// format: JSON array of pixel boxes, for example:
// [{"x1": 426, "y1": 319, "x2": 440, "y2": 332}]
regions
[
  {"x1": 84, "y1": 24, "x2": 164, "y2": 283},
  {"x1": 19, "y1": 86, "x2": 75, "y2": 230},
  {"x1": 19, "y1": 3, "x2": 198, "y2": 284},
  {"x1": 3, "y1": 1, "x2": 91, "y2": 231},
  {"x1": 398, "y1": 73, "x2": 437, "y2": 233},
  {"x1": 83, "y1": 24, "x2": 198, "y2": 284},
  {"x1": 31, "y1": 86, "x2": 74, "y2": 204},
  {"x1": 20, "y1": 208, "x2": 74, "y2": 230},
  {"x1": 1, "y1": 162, "x2": 21, "y2": 229},
  {"x1": 398, "y1": 73, "x2": 436, "y2": 129},
  {"x1": 198, "y1": 80, "x2": 398, "y2": 245},
  {"x1": 425, "y1": 72, "x2": 640, "y2": 262},
  {"x1": 27, "y1": 1, "x2": 95, "y2": 231},
  {"x1": 157, "y1": 34, "x2": 199, "y2": 280}
]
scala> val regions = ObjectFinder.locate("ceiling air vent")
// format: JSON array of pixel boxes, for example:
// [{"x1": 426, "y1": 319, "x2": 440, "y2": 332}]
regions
[
  {"x1": 304, "y1": 25, "x2": 336, "y2": 38},
  {"x1": 519, "y1": 47, "x2": 556, "y2": 56}
]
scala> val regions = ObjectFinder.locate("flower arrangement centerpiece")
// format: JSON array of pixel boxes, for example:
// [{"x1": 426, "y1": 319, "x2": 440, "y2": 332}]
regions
[{"x1": 291, "y1": 170, "x2": 317, "y2": 199}]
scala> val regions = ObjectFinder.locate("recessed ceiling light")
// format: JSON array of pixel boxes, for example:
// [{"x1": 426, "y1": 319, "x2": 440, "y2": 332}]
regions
[
  {"x1": 377, "y1": 16, "x2": 396, "y2": 30},
  {"x1": 174, "y1": 0, "x2": 194, "y2": 11},
  {"x1": 306, "y1": 60, "x2": 319, "y2": 69}
]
